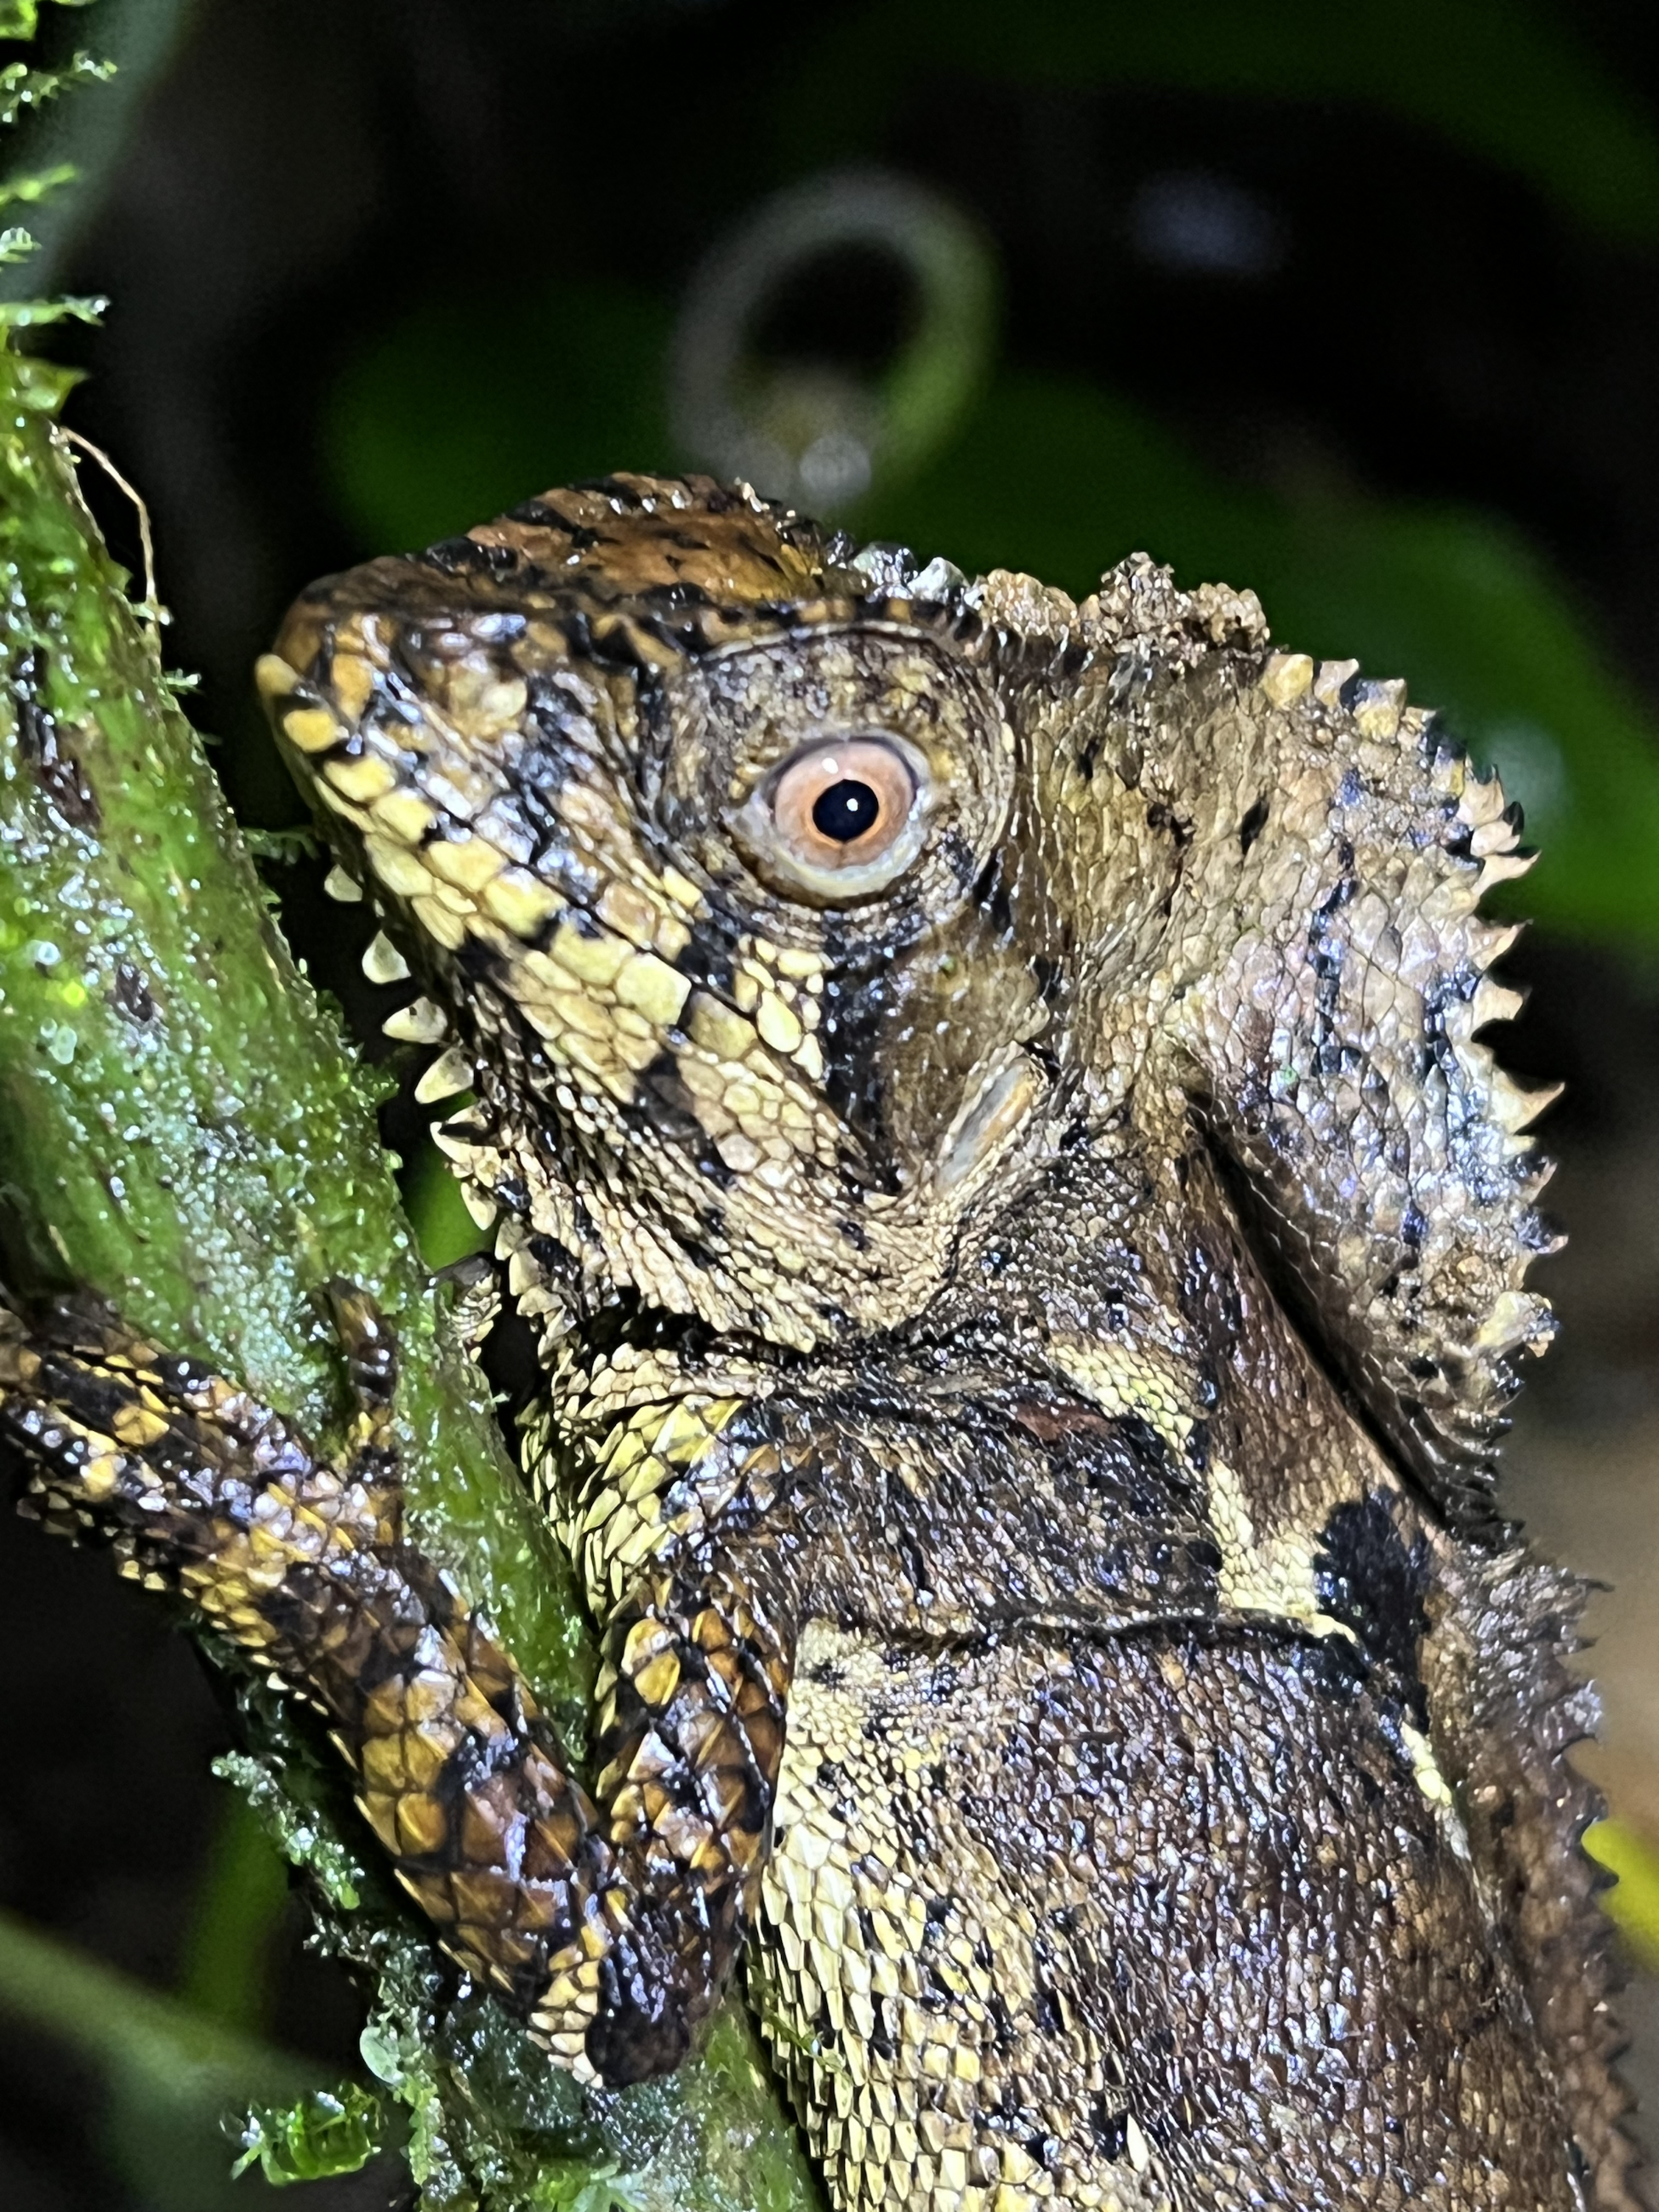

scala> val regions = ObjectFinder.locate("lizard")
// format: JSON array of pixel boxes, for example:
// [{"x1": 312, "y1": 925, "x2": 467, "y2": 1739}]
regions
[{"x1": 0, "y1": 472, "x2": 1633, "y2": 2209}]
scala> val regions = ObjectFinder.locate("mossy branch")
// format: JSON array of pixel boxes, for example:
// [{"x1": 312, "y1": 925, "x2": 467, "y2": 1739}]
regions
[{"x1": 0, "y1": 342, "x2": 820, "y2": 2212}]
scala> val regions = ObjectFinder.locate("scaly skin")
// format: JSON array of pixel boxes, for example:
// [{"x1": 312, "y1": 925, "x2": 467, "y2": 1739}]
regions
[{"x1": 0, "y1": 476, "x2": 1633, "y2": 2207}]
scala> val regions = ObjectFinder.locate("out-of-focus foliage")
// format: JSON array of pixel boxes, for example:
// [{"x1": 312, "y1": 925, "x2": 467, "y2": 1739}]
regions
[
  {"x1": 778, "y1": 0, "x2": 1659, "y2": 242},
  {"x1": 0, "y1": 0, "x2": 196, "y2": 293},
  {"x1": 1586, "y1": 1822, "x2": 1659, "y2": 1975},
  {"x1": 329, "y1": 263, "x2": 1659, "y2": 946},
  {"x1": 0, "y1": 1903, "x2": 324, "y2": 2212},
  {"x1": 670, "y1": 172, "x2": 996, "y2": 512}
]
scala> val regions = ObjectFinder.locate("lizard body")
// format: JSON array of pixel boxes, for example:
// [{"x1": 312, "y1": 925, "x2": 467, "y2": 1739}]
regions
[{"x1": 1, "y1": 476, "x2": 1628, "y2": 2209}]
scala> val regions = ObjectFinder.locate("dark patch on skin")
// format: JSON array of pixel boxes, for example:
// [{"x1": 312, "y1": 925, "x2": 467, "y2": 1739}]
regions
[
  {"x1": 1031, "y1": 953, "x2": 1063, "y2": 1004},
  {"x1": 1291, "y1": 1628, "x2": 1369, "y2": 1707},
  {"x1": 1179, "y1": 1233, "x2": 1245, "y2": 1366},
  {"x1": 972, "y1": 852, "x2": 1014, "y2": 936},
  {"x1": 813, "y1": 943, "x2": 903, "y2": 1196},
  {"x1": 1314, "y1": 1492, "x2": 1431, "y2": 1718},
  {"x1": 1238, "y1": 795, "x2": 1269, "y2": 854},
  {"x1": 450, "y1": 935, "x2": 507, "y2": 995},
  {"x1": 587, "y1": 618, "x2": 684, "y2": 681},
  {"x1": 670, "y1": 911, "x2": 741, "y2": 1001},
  {"x1": 424, "y1": 535, "x2": 519, "y2": 579},
  {"x1": 359, "y1": 684, "x2": 425, "y2": 744},
  {"x1": 13, "y1": 653, "x2": 99, "y2": 827},
  {"x1": 555, "y1": 607, "x2": 595, "y2": 665},
  {"x1": 1030, "y1": 1929, "x2": 1065, "y2": 2037},
  {"x1": 1417, "y1": 709, "x2": 1462, "y2": 772},
  {"x1": 385, "y1": 628, "x2": 444, "y2": 713},
  {"x1": 1421, "y1": 961, "x2": 1481, "y2": 1097},
  {"x1": 110, "y1": 962, "x2": 157, "y2": 1024},
  {"x1": 1144, "y1": 801, "x2": 1194, "y2": 850},
  {"x1": 1108, "y1": 648, "x2": 1152, "y2": 712},
  {"x1": 585, "y1": 1941, "x2": 695, "y2": 2085},
  {"x1": 1090, "y1": 2102, "x2": 1130, "y2": 2160},
  {"x1": 522, "y1": 671, "x2": 589, "y2": 758},
  {"x1": 939, "y1": 824, "x2": 982, "y2": 894},
  {"x1": 629, "y1": 1052, "x2": 735, "y2": 1189},
  {"x1": 1308, "y1": 867, "x2": 1358, "y2": 1075},
  {"x1": 307, "y1": 634, "x2": 339, "y2": 701},
  {"x1": 505, "y1": 496, "x2": 567, "y2": 528}
]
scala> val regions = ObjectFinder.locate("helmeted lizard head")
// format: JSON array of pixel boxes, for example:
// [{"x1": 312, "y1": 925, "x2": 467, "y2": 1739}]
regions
[
  {"x1": 260, "y1": 470, "x2": 1555, "y2": 1519},
  {"x1": 259, "y1": 476, "x2": 1114, "y2": 1350},
  {"x1": 259, "y1": 474, "x2": 1177, "y2": 1352}
]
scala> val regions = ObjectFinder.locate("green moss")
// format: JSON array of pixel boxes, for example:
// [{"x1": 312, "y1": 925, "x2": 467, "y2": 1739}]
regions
[{"x1": 234, "y1": 2088, "x2": 390, "y2": 2188}]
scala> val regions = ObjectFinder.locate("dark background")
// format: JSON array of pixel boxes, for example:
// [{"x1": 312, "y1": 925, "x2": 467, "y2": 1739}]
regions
[{"x1": 4, "y1": 0, "x2": 1659, "y2": 2205}]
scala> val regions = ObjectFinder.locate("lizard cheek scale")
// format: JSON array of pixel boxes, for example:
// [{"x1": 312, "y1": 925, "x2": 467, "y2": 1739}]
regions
[{"x1": 0, "y1": 473, "x2": 1628, "y2": 2210}]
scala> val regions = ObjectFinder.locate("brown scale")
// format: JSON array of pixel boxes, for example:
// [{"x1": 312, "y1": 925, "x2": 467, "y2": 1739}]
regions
[{"x1": 1, "y1": 475, "x2": 1638, "y2": 2208}]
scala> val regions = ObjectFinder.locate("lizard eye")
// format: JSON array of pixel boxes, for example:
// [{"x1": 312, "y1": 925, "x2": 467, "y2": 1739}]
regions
[{"x1": 744, "y1": 734, "x2": 926, "y2": 901}]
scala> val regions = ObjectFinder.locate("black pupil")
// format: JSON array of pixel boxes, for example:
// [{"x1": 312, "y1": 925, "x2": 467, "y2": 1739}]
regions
[{"x1": 812, "y1": 778, "x2": 881, "y2": 843}]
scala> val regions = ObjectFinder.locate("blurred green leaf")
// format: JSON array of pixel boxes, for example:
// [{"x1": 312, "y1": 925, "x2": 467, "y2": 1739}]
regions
[
  {"x1": 179, "y1": 1793, "x2": 293, "y2": 2041},
  {"x1": 0, "y1": 1903, "x2": 329, "y2": 2212},
  {"x1": 778, "y1": 0, "x2": 1659, "y2": 242},
  {"x1": 670, "y1": 171, "x2": 997, "y2": 515},
  {"x1": 328, "y1": 280, "x2": 671, "y2": 552},
  {"x1": 1585, "y1": 1820, "x2": 1659, "y2": 1972},
  {"x1": 0, "y1": 1906, "x2": 311, "y2": 2111},
  {"x1": 404, "y1": 1128, "x2": 490, "y2": 1270}
]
